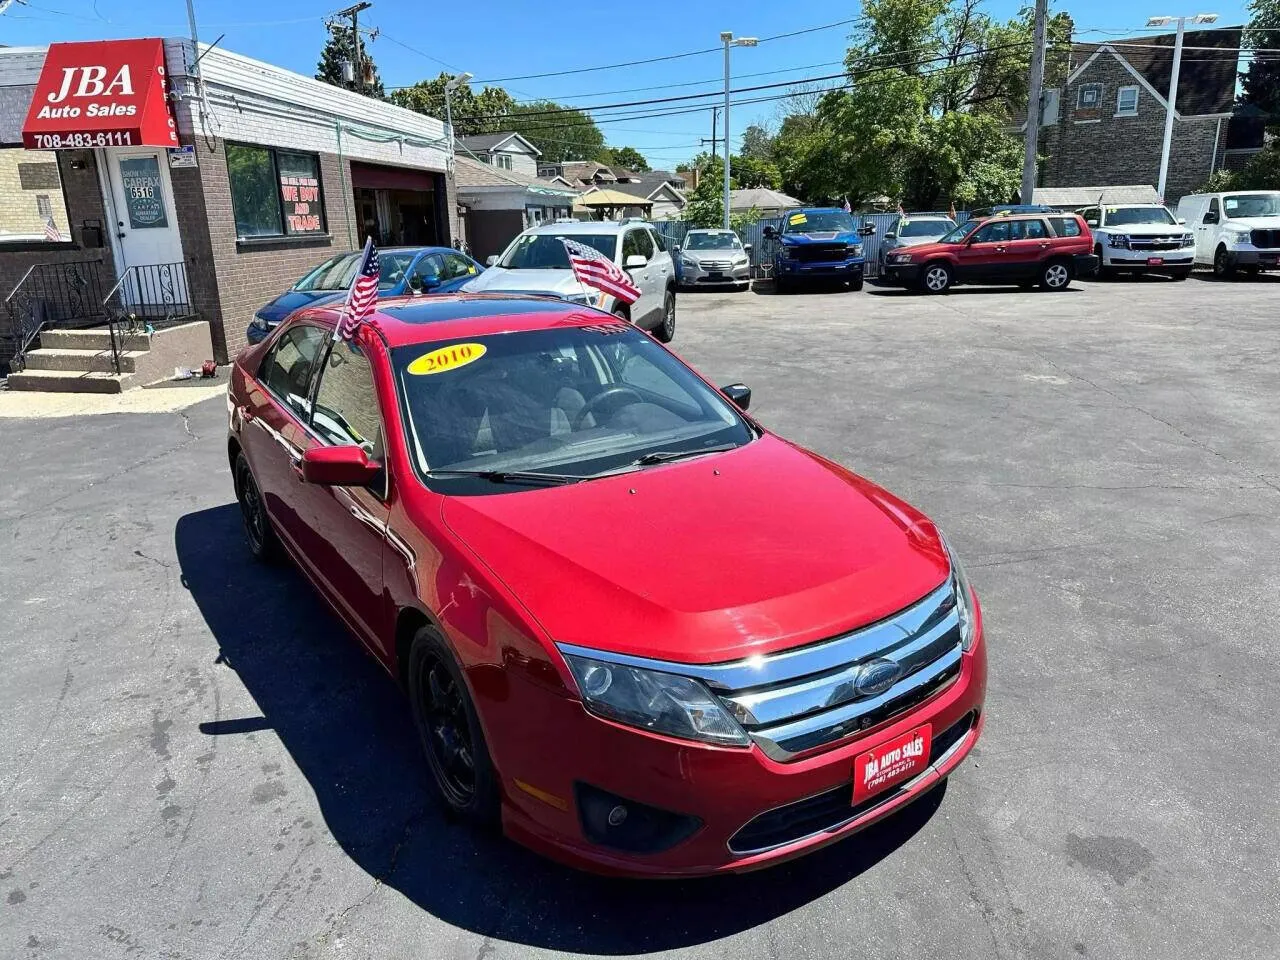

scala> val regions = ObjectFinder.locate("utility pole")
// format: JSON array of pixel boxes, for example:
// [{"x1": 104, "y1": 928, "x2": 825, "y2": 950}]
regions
[
  {"x1": 335, "y1": 2, "x2": 372, "y2": 95},
  {"x1": 1020, "y1": 0, "x2": 1049, "y2": 204},
  {"x1": 702, "y1": 106, "x2": 720, "y2": 156},
  {"x1": 1148, "y1": 13, "x2": 1219, "y2": 203}
]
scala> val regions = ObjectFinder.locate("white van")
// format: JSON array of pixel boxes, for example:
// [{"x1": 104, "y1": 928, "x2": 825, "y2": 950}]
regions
[{"x1": 1175, "y1": 191, "x2": 1280, "y2": 277}]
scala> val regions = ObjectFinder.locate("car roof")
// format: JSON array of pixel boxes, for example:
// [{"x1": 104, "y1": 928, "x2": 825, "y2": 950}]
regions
[
  {"x1": 898, "y1": 214, "x2": 953, "y2": 221},
  {"x1": 522, "y1": 220, "x2": 640, "y2": 235},
  {"x1": 295, "y1": 293, "x2": 621, "y2": 348}
]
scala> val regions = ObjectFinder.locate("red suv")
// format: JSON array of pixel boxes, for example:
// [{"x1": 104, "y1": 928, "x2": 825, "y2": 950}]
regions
[
  {"x1": 882, "y1": 212, "x2": 1096, "y2": 293},
  {"x1": 228, "y1": 294, "x2": 986, "y2": 877}
]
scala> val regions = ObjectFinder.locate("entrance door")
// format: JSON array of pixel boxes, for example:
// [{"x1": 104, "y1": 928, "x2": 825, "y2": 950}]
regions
[{"x1": 104, "y1": 149, "x2": 188, "y2": 315}]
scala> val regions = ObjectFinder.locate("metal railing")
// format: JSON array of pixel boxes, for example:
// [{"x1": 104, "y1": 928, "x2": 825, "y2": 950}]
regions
[
  {"x1": 102, "y1": 261, "x2": 194, "y2": 374},
  {"x1": 3, "y1": 260, "x2": 111, "y2": 372}
]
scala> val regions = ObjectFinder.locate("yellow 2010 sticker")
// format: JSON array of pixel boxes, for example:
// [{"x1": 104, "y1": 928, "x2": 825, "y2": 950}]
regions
[
  {"x1": 407, "y1": 342, "x2": 487, "y2": 376},
  {"x1": 788, "y1": 213, "x2": 807, "y2": 226}
]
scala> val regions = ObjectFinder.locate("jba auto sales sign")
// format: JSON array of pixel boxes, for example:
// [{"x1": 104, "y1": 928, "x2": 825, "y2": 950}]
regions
[{"x1": 22, "y1": 38, "x2": 178, "y2": 150}]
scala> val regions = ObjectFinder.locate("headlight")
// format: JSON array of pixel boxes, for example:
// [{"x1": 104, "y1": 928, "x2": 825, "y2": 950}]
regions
[
  {"x1": 1107, "y1": 234, "x2": 1129, "y2": 248},
  {"x1": 939, "y1": 533, "x2": 978, "y2": 652},
  {"x1": 680, "y1": 255, "x2": 698, "y2": 268},
  {"x1": 1226, "y1": 227, "x2": 1251, "y2": 242},
  {"x1": 849, "y1": 243, "x2": 863, "y2": 257},
  {"x1": 778, "y1": 246, "x2": 795, "y2": 260},
  {"x1": 733, "y1": 255, "x2": 749, "y2": 266},
  {"x1": 1182, "y1": 233, "x2": 1195, "y2": 246},
  {"x1": 249, "y1": 314, "x2": 269, "y2": 331},
  {"x1": 562, "y1": 652, "x2": 750, "y2": 746},
  {"x1": 892, "y1": 252, "x2": 913, "y2": 264}
]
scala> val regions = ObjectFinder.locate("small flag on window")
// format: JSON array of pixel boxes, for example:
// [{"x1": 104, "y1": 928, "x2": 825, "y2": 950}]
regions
[
  {"x1": 337, "y1": 237, "x2": 379, "y2": 341},
  {"x1": 43, "y1": 217, "x2": 62, "y2": 242},
  {"x1": 560, "y1": 237, "x2": 640, "y2": 305}
]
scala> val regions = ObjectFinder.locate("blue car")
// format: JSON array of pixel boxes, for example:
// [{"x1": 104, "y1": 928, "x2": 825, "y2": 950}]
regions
[
  {"x1": 765, "y1": 208, "x2": 868, "y2": 293},
  {"x1": 245, "y1": 245, "x2": 484, "y2": 344}
]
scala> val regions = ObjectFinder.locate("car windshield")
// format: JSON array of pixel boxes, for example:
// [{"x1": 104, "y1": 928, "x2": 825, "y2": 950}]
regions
[
  {"x1": 898, "y1": 219, "x2": 954, "y2": 238},
  {"x1": 1224, "y1": 193, "x2": 1280, "y2": 218},
  {"x1": 938, "y1": 221, "x2": 979, "y2": 243},
  {"x1": 783, "y1": 211, "x2": 856, "y2": 234},
  {"x1": 1106, "y1": 207, "x2": 1177, "y2": 226},
  {"x1": 294, "y1": 251, "x2": 420, "y2": 291},
  {"x1": 685, "y1": 231, "x2": 742, "y2": 250},
  {"x1": 393, "y1": 323, "x2": 753, "y2": 492},
  {"x1": 498, "y1": 233, "x2": 617, "y2": 269}
]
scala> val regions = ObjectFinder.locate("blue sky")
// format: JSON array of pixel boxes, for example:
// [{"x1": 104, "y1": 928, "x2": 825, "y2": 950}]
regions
[{"x1": 1, "y1": 0, "x2": 1253, "y2": 168}]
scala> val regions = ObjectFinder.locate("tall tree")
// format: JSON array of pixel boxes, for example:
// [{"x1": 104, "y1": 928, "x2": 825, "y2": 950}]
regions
[
  {"x1": 740, "y1": 123, "x2": 775, "y2": 160},
  {"x1": 390, "y1": 73, "x2": 515, "y2": 136},
  {"x1": 315, "y1": 25, "x2": 385, "y2": 99},
  {"x1": 1242, "y1": 0, "x2": 1280, "y2": 129},
  {"x1": 603, "y1": 146, "x2": 650, "y2": 172},
  {"x1": 505, "y1": 101, "x2": 607, "y2": 163}
]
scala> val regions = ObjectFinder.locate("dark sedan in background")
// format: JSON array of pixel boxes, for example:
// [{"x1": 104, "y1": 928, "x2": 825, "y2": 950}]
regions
[{"x1": 245, "y1": 246, "x2": 484, "y2": 344}]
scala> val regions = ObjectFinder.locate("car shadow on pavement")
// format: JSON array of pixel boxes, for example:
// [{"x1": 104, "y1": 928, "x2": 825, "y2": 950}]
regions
[{"x1": 175, "y1": 503, "x2": 945, "y2": 955}]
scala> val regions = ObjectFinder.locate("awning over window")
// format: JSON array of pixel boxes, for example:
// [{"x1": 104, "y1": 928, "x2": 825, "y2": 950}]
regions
[{"x1": 21, "y1": 38, "x2": 178, "y2": 151}]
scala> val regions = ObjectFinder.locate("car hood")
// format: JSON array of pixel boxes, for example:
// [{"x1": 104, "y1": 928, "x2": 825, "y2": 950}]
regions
[
  {"x1": 1225, "y1": 216, "x2": 1280, "y2": 230},
  {"x1": 683, "y1": 249, "x2": 744, "y2": 261},
  {"x1": 888, "y1": 234, "x2": 947, "y2": 248},
  {"x1": 1098, "y1": 223, "x2": 1184, "y2": 234},
  {"x1": 461, "y1": 266, "x2": 583, "y2": 296},
  {"x1": 441, "y1": 435, "x2": 949, "y2": 664},
  {"x1": 779, "y1": 231, "x2": 856, "y2": 245},
  {"x1": 258, "y1": 289, "x2": 344, "y2": 323}
]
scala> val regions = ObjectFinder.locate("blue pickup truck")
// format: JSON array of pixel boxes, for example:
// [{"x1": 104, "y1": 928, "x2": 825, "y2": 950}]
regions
[{"x1": 765, "y1": 208, "x2": 869, "y2": 293}]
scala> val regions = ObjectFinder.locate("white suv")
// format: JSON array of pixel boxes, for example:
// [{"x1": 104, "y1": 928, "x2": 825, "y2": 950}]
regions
[
  {"x1": 1079, "y1": 204, "x2": 1195, "y2": 280},
  {"x1": 1175, "y1": 191, "x2": 1280, "y2": 278},
  {"x1": 462, "y1": 220, "x2": 677, "y2": 341}
]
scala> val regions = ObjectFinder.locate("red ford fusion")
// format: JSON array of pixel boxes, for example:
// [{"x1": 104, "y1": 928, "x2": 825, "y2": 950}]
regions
[{"x1": 227, "y1": 293, "x2": 986, "y2": 877}]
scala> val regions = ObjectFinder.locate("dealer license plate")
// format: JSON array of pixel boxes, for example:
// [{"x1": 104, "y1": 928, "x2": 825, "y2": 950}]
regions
[
  {"x1": 1147, "y1": 257, "x2": 1164, "y2": 266},
  {"x1": 853, "y1": 724, "x2": 931, "y2": 805}
]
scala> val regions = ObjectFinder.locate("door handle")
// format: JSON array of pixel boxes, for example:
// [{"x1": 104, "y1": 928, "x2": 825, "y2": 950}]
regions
[
  {"x1": 994, "y1": 245, "x2": 1007, "y2": 253},
  {"x1": 1039, "y1": 241, "x2": 1050, "y2": 248}
]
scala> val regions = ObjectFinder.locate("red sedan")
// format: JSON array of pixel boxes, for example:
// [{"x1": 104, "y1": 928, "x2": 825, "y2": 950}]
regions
[{"x1": 227, "y1": 293, "x2": 987, "y2": 877}]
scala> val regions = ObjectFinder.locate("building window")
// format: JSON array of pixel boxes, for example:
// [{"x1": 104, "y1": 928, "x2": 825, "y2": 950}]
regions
[
  {"x1": 0, "y1": 147, "x2": 71, "y2": 244},
  {"x1": 226, "y1": 142, "x2": 327, "y2": 240},
  {"x1": 496, "y1": 154, "x2": 513, "y2": 170},
  {"x1": 1116, "y1": 85, "x2": 1139, "y2": 116},
  {"x1": 1076, "y1": 83, "x2": 1103, "y2": 110}
]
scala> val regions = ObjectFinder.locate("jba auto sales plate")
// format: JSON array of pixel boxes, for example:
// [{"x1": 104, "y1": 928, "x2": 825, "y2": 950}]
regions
[
  {"x1": 1147, "y1": 257, "x2": 1164, "y2": 265},
  {"x1": 853, "y1": 724, "x2": 931, "y2": 805}
]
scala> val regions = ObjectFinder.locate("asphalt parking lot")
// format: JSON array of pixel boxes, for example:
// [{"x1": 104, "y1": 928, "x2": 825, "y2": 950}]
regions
[{"x1": 3, "y1": 271, "x2": 1279, "y2": 960}]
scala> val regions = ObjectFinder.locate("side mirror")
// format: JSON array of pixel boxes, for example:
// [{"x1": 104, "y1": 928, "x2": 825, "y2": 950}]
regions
[
  {"x1": 485, "y1": 254, "x2": 500, "y2": 266},
  {"x1": 300, "y1": 445, "x2": 381, "y2": 486},
  {"x1": 859, "y1": 222, "x2": 877, "y2": 236},
  {"x1": 420, "y1": 273, "x2": 442, "y2": 291},
  {"x1": 743, "y1": 243, "x2": 753, "y2": 254},
  {"x1": 884, "y1": 231, "x2": 897, "y2": 241},
  {"x1": 1203, "y1": 211, "x2": 1219, "y2": 224},
  {"x1": 672, "y1": 244, "x2": 681, "y2": 255},
  {"x1": 1085, "y1": 219, "x2": 1099, "y2": 228},
  {"x1": 761, "y1": 225, "x2": 776, "y2": 239},
  {"x1": 624, "y1": 254, "x2": 648, "y2": 269},
  {"x1": 1177, "y1": 217, "x2": 1187, "y2": 225},
  {"x1": 720, "y1": 382, "x2": 752, "y2": 411}
]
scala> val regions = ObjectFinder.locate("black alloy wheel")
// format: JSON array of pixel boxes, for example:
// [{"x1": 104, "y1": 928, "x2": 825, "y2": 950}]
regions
[
  {"x1": 655, "y1": 290, "x2": 676, "y2": 342},
  {"x1": 408, "y1": 628, "x2": 500, "y2": 823},
  {"x1": 1213, "y1": 245, "x2": 1235, "y2": 278},
  {"x1": 234, "y1": 453, "x2": 279, "y2": 562}
]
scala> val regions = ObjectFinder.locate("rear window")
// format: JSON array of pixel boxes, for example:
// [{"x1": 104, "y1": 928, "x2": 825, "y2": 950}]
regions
[{"x1": 1048, "y1": 216, "x2": 1082, "y2": 238}]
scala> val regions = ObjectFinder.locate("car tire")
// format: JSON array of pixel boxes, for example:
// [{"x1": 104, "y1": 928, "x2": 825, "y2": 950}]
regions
[
  {"x1": 921, "y1": 262, "x2": 952, "y2": 294},
  {"x1": 407, "y1": 626, "x2": 501, "y2": 826},
  {"x1": 1094, "y1": 245, "x2": 1113, "y2": 280},
  {"x1": 654, "y1": 290, "x2": 676, "y2": 343},
  {"x1": 234, "y1": 452, "x2": 281, "y2": 563},
  {"x1": 1213, "y1": 245, "x2": 1236, "y2": 278},
  {"x1": 1039, "y1": 258, "x2": 1072, "y2": 291},
  {"x1": 1171, "y1": 269, "x2": 1191, "y2": 281},
  {"x1": 775, "y1": 276, "x2": 791, "y2": 294},
  {"x1": 848, "y1": 275, "x2": 865, "y2": 292}
]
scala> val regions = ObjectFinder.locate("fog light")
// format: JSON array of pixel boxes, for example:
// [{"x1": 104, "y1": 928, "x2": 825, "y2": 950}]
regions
[{"x1": 575, "y1": 783, "x2": 702, "y2": 854}]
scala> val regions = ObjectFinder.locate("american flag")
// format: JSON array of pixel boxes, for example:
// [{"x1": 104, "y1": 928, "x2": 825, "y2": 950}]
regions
[
  {"x1": 897, "y1": 203, "x2": 907, "y2": 218},
  {"x1": 560, "y1": 237, "x2": 640, "y2": 305},
  {"x1": 842, "y1": 197, "x2": 851, "y2": 213},
  {"x1": 337, "y1": 237, "x2": 379, "y2": 341},
  {"x1": 43, "y1": 217, "x2": 61, "y2": 242}
]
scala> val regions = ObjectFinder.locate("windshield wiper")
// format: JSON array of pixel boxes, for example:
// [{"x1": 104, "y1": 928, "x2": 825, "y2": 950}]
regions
[
  {"x1": 425, "y1": 469, "x2": 582, "y2": 486},
  {"x1": 630, "y1": 443, "x2": 740, "y2": 467}
]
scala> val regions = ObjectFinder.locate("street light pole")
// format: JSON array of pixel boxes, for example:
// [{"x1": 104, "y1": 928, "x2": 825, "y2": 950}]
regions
[
  {"x1": 1149, "y1": 12, "x2": 1219, "y2": 203},
  {"x1": 444, "y1": 71, "x2": 473, "y2": 173},
  {"x1": 720, "y1": 32, "x2": 757, "y2": 230}
]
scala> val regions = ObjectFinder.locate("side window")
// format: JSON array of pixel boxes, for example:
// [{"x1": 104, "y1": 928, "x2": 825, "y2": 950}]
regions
[
  {"x1": 623, "y1": 229, "x2": 653, "y2": 262},
  {"x1": 312, "y1": 340, "x2": 384, "y2": 460},
  {"x1": 1021, "y1": 219, "x2": 1047, "y2": 240},
  {"x1": 1080, "y1": 207, "x2": 1100, "y2": 228},
  {"x1": 1049, "y1": 216, "x2": 1081, "y2": 238},
  {"x1": 442, "y1": 252, "x2": 477, "y2": 280},
  {"x1": 974, "y1": 220, "x2": 1011, "y2": 243},
  {"x1": 1208, "y1": 197, "x2": 1221, "y2": 219},
  {"x1": 260, "y1": 325, "x2": 326, "y2": 418},
  {"x1": 649, "y1": 229, "x2": 666, "y2": 253}
]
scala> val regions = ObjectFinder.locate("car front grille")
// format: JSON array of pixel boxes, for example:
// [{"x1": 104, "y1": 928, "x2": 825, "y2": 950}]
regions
[
  {"x1": 1129, "y1": 235, "x2": 1187, "y2": 250},
  {"x1": 727, "y1": 710, "x2": 976, "y2": 854},
  {"x1": 1251, "y1": 229, "x2": 1280, "y2": 249},
  {"x1": 792, "y1": 243, "x2": 849, "y2": 263},
  {"x1": 696, "y1": 259, "x2": 733, "y2": 271}
]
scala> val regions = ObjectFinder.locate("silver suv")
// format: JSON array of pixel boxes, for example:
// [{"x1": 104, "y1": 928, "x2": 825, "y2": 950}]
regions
[{"x1": 462, "y1": 219, "x2": 677, "y2": 342}]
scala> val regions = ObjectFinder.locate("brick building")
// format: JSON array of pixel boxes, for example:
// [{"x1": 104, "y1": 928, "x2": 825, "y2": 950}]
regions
[
  {"x1": 1035, "y1": 29, "x2": 1239, "y2": 205},
  {"x1": 2, "y1": 38, "x2": 458, "y2": 377}
]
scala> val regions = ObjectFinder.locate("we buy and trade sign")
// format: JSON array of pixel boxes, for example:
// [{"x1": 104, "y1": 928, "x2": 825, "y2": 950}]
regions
[{"x1": 22, "y1": 38, "x2": 178, "y2": 150}]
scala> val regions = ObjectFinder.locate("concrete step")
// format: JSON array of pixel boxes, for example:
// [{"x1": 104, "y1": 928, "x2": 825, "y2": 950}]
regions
[
  {"x1": 22, "y1": 347, "x2": 146, "y2": 374},
  {"x1": 40, "y1": 328, "x2": 152, "y2": 352},
  {"x1": 5, "y1": 368, "x2": 137, "y2": 394}
]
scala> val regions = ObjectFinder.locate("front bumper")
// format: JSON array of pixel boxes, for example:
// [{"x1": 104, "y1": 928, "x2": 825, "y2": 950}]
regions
[
  {"x1": 680, "y1": 261, "x2": 751, "y2": 285},
  {"x1": 774, "y1": 257, "x2": 865, "y2": 281},
  {"x1": 1073, "y1": 253, "x2": 1100, "y2": 275},
  {"x1": 1224, "y1": 247, "x2": 1280, "y2": 268},
  {"x1": 1101, "y1": 246, "x2": 1195, "y2": 269},
  {"x1": 882, "y1": 262, "x2": 923, "y2": 286},
  {"x1": 491, "y1": 630, "x2": 987, "y2": 877}
]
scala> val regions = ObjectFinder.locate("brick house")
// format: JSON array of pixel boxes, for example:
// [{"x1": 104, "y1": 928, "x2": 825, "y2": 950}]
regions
[
  {"x1": 1036, "y1": 29, "x2": 1240, "y2": 204},
  {"x1": 2, "y1": 38, "x2": 459, "y2": 382}
]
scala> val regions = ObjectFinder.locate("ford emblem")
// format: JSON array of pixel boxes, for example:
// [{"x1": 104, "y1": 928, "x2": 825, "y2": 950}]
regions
[{"x1": 855, "y1": 658, "x2": 904, "y2": 697}]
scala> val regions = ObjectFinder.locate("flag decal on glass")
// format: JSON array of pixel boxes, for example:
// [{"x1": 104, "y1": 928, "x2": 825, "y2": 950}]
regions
[
  {"x1": 337, "y1": 237, "x2": 379, "y2": 341},
  {"x1": 560, "y1": 237, "x2": 641, "y2": 305}
]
